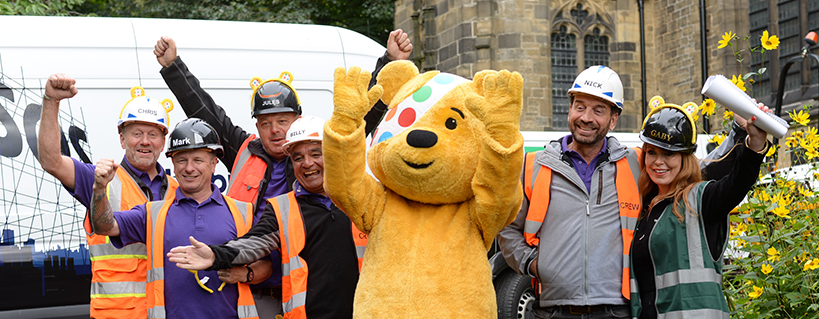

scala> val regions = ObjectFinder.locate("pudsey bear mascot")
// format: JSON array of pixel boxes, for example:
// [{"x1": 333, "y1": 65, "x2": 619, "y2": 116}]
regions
[{"x1": 323, "y1": 61, "x2": 525, "y2": 318}]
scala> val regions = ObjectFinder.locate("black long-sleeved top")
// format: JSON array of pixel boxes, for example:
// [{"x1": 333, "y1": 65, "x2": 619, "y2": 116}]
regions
[
  {"x1": 160, "y1": 56, "x2": 296, "y2": 211},
  {"x1": 209, "y1": 196, "x2": 360, "y2": 319},
  {"x1": 632, "y1": 142, "x2": 765, "y2": 319}
]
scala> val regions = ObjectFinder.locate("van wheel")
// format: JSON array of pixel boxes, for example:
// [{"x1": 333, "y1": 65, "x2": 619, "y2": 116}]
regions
[{"x1": 495, "y1": 269, "x2": 536, "y2": 319}]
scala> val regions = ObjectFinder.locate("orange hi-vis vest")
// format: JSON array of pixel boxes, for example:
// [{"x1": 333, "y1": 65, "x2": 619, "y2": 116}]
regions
[
  {"x1": 267, "y1": 192, "x2": 368, "y2": 319},
  {"x1": 145, "y1": 191, "x2": 259, "y2": 319},
  {"x1": 522, "y1": 149, "x2": 641, "y2": 300},
  {"x1": 82, "y1": 166, "x2": 177, "y2": 319},
  {"x1": 227, "y1": 136, "x2": 267, "y2": 204}
]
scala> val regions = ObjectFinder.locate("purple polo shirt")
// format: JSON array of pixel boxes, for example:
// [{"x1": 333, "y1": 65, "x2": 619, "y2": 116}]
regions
[
  {"x1": 260, "y1": 157, "x2": 289, "y2": 215},
  {"x1": 67, "y1": 157, "x2": 166, "y2": 208},
  {"x1": 111, "y1": 185, "x2": 241, "y2": 319},
  {"x1": 123, "y1": 158, "x2": 166, "y2": 201},
  {"x1": 561, "y1": 135, "x2": 608, "y2": 193},
  {"x1": 293, "y1": 180, "x2": 333, "y2": 210}
]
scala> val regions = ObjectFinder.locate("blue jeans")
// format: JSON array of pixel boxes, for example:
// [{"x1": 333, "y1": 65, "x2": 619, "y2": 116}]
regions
[{"x1": 533, "y1": 304, "x2": 631, "y2": 319}]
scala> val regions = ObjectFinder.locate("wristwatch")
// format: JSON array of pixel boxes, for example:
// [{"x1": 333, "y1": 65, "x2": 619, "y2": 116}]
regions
[{"x1": 245, "y1": 265, "x2": 254, "y2": 283}]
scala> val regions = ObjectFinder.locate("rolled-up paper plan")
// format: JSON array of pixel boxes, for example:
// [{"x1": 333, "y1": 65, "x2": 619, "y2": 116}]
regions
[{"x1": 701, "y1": 74, "x2": 789, "y2": 138}]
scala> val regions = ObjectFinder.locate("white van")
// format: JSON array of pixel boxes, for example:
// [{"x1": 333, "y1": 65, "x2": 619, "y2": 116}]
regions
[{"x1": 0, "y1": 15, "x2": 385, "y2": 319}]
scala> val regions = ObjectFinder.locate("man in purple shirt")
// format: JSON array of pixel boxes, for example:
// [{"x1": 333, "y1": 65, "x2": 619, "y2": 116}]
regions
[
  {"x1": 88, "y1": 118, "x2": 259, "y2": 319},
  {"x1": 168, "y1": 116, "x2": 363, "y2": 319},
  {"x1": 37, "y1": 74, "x2": 177, "y2": 318},
  {"x1": 153, "y1": 30, "x2": 413, "y2": 317}
]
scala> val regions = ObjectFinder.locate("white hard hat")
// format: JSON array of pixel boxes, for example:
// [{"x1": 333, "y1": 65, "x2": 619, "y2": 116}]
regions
[
  {"x1": 117, "y1": 86, "x2": 174, "y2": 134},
  {"x1": 567, "y1": 65, "x2": 624, "y2": 110},
  {"x1": 283, "y1": 115, "x2": 326, "y2": 155}
]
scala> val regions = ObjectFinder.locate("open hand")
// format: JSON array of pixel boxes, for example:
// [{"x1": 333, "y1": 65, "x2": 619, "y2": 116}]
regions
[
  {"x1": 465, "y1": 70, "x2": 523, "y2": 127},
  {"x1": 167, "y1": 236, "x2": 216, "y2": 270},
  {"x1": 333, "y1": 66, "x2": 383, "y2": 120}
]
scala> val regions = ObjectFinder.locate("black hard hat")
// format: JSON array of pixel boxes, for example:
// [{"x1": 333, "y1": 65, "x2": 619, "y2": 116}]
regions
[
  {"x1": 250, "y1": 75, "x2": 302, "y2": 118},
  {"x1": 639, "y1": 105, "x2": 698, "y2": 154},
  {"x1": 165, "y1": 118, "x2": 224, "y2": 158}
]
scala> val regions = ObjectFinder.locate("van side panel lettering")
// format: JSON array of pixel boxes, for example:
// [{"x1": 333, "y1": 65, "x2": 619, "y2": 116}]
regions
[
  {"x1": 68, "y1": 125, "x2": 92, "y2": 164},
  {"x1": 0, "y1": 89, "x2": 23, "y2": 158}
]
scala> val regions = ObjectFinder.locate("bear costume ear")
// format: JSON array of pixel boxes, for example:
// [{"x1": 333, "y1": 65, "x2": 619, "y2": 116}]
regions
[
  {"x1": 648, "y1": 96, "x2": 665, "y2": 110},
  {"x1": 680, "y1": 102, "x2": 699, "y2": 116},
  {"x1": 376, "y1": 60, "x2": 420, "y2": 106}
]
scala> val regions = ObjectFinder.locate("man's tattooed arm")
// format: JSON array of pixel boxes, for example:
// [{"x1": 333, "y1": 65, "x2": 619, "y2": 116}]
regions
[
  {"x1": 90, "y1": 158, "x2": 121, "y2": 236},
  {"x1": 89, "y1": 191, "x2": 119, "y2": 236}
]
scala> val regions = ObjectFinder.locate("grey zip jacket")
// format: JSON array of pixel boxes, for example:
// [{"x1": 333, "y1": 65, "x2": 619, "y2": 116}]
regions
[
  {"x1": 497, "y1": 127, "x2": 745, "y2": 308},
  {"x1": 499, "y1": 136, "x2": 635, "y2": 307}
]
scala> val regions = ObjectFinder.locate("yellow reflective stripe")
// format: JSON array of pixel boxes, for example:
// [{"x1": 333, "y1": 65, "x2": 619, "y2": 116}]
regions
[
  {"x1": 90, "y1": 254, "x2": 148, "y2": 261},
  {"x1": 90, "y1": 292, "x2": 147, "y2": 299}
]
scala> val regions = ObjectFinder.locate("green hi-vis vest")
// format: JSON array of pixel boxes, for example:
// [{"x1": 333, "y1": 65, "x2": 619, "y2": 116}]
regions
[{"x1": 630, "y1": 182, "x2": 730, "y2": 319}]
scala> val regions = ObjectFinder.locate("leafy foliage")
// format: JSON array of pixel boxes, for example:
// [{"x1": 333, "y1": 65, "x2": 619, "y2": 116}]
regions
[
  {"x1": 715, "y1": 30, "x2": 819, "y2": 318},
  {"x1": 76, "y1": 0, "x2": 395, "y2": 44},
  {"x1": 0, "y1": 0, "x2": 87, "y2": 16},
  {"x1": 2, "y1": 0, "x2": 396, "y2": 44}
]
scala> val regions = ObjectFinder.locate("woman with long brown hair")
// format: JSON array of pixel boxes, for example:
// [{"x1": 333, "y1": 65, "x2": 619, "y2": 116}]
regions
[{"x1": 629, "y1": 100, "x2": 770, "y2": 319}]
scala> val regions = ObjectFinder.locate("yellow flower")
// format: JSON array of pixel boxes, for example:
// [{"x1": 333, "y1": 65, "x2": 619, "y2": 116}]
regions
[
  {"x1": 761, "y1": 30, "x2": 780, "y2": 50},
  {"x1": 709, "y1": 133, "x2": 726, "y2": 146},
  {"x1": 761, "y1": 263, "x2": 773, "y2": 274},
  {"x1": 807, "y1": 147, "x2": 819, "y2": 160},
  {"x1": 798, "y1": 185, "x2": 814, "y2": 197},
  {"x1": 735, "y1": 222, "x2": 747, "y2": 233},
  {"x1": 765, "y1": 145, "x2": 777, "y2": 157},
  {"x1": 700, "y1": 99, "x2": 717, "y2": 116},
  {"x1": 772, "y1": 206, "x2": 790, "y2": 218},
  {"x1": 749, "y1": 285, "x2": 764, "y2": 299},
  {"x1": 789, "y1": 109, "x2": 810, "y2": 126},
  {"x1": 786, "y1": 133, "x2": 801, "y2": 149},
  {"x1": 731, "y1": 75, "x2": 747, "y2": 92},
  {"x1": 774, "y1": 193, "x2": 793, "y2": 206},
  {"x1": 767, "y1": 247, "x2": 781, "y2": 262},
  {"x1": 755, "y1": 189, "x2": 770, "y2": 201},
  {"x1": 794, "y1": 252, "x2": 809, "y2": 263},
  {"x1": 723, "y1": 110, "x2": 734, "y2": 121},
  {"x1": 718, "y1": 31, "x2": 735, "y2": 49},
  {"x1": 804, "y1": 258, "x2": 819, "y2": 271},
  {"x1": 734, "y1": 238, "x2": 747, "y2": 248}
]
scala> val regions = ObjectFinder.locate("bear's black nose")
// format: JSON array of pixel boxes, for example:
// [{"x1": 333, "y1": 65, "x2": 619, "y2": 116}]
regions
[{"x1": 406, "y1": 130, "x2": 437, "y2": 148}]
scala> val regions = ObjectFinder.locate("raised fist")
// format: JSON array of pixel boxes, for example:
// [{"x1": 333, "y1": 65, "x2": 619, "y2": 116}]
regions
[
  {"x1": 44, "y1": 74, "x2": 78, "y2": 102},
  {"x1": 92, "y1": 158, "x2": 119, "y2": 193},
  {"x1": 387, "y1": 29, "x2": 412, "y2": 61},
  {"x1": 154, "y1": 36, "x2": 178, "y2": 68}
]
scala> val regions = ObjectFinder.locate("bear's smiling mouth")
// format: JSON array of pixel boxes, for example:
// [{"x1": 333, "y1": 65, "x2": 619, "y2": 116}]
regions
[{"x1": 403, "y1": 159, "x2": 434, "y2": 169}]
